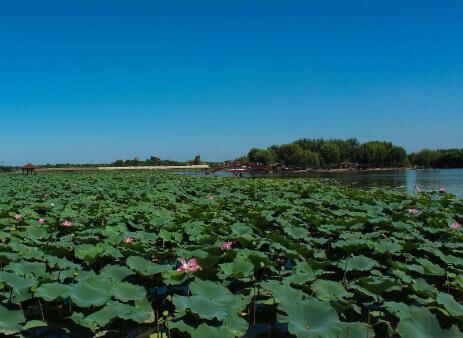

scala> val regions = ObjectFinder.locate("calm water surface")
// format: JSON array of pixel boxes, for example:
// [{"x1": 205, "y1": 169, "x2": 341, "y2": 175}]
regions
[
  {"x1": 180, "y1": 168, "x2": 463, "y2": 198},
  {"x1": 289, "y1": 169, "x2": 463, "y2": 198}
]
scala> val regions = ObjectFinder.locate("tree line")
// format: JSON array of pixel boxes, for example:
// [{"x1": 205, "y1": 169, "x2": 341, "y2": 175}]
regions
[
  {"x1": 112, "y1": 155, "x2": 203, "y2": 167},
  {"x1": 239, "y1": 138, "x2": 463, "y2": 169},
  {"x1": 409, "y1": 149, "x2": 463, "y2": 168}
]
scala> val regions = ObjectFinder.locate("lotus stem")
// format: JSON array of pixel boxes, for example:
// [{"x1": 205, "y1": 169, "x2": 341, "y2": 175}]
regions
[
  {"x1": 38, "y1": 299, "x2": 46, "y2": 322},
  {"x1": 156, "y1": 308, "x2": 160, "y2": 336},
  {"x1": 366, "y1": 305, "x2": 371, "y2": 338},
  {"x1": 446, "y1": 270, "x2": 450, "y2": 293},
  {"x1": 253, "y1": 280, "x2": 256, "y2": 326}
]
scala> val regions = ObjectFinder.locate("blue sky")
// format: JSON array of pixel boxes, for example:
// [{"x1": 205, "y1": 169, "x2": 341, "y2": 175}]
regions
[{"x1": 1, "y1": 1, "x2": 462, "y2": 165}]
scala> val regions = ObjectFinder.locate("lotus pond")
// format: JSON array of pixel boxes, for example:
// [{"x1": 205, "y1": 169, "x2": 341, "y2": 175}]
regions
[{"x1": 0, "y1": 171, "x2": 462, "y2": 338}]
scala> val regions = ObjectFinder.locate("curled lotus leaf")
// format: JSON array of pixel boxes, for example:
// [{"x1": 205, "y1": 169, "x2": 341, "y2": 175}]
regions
[{"x1": 397, "y1": 306, "x2": 461, "y2": 338}]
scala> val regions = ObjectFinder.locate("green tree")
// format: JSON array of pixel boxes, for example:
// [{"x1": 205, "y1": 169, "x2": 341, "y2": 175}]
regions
[
  {"x1": 276, "y1": 144, "x2": 305, "y2": 166},
  {"x1": 358, "y1": 142, "x2": 387, "y2": 168},
  {"x1": 193, "y1": 155, "x2": 201, "y2": 164},
  {"x1": 302, "y1": 150, "x2": 320, "y2": 168},
  {"x1": 235, "y1": 156, "x2": 249, "y2": 162},
  {"x1": 319, "y1": 142, "x2": 340, "y2": 168},
  {"x1": 412, "y1": 149, "x2": 442, "y2": 167},
  {"x1": 247, "y1": 148, "x2": 276, "y2": 164},
  {"x1": 386, "y1": 145, "x2": 407, "y2": 166}
]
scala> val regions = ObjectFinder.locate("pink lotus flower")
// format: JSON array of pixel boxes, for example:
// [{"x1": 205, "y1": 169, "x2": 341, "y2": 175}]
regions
[
  {"x1": 408, "y1": 208, "x2": 418, "y2": 214},
  {"x1": 38, "y1": 218, "x2": 45, "y2": 224},
  {"x1": 60, "y1": 220, "x2": 72, "y2": 227},
  {"x1": 177, "y1": 257, "x2": 202, "y2": 273},
  {"x1": 450, "y1": 223, "x2": 461, "y2": 231},
  {"x1": 14, "y1": 214, "x2": 22, "y2": 221},
  {"x1": 220, "y1": 241, "x2": 234, "y2": 251},
  {"x1": 206, "y1": 195, "x2": 215, "y2": 200},
  {"x1": 439, "y1": 188, "x2": 445, "y2": 192},
  {"x1": 123, "y1": 236, "x2": 134, "y2": 244}
]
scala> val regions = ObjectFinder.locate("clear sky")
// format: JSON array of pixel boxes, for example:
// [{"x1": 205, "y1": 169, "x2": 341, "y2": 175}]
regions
[{"x1": 1, "y1": 1, "x2": 462, "y2": 165}]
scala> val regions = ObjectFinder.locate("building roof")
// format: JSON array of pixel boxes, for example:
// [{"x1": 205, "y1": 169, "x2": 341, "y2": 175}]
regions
[{"x1": 22, "y1": 163, "x2": 37, "y2": 169}]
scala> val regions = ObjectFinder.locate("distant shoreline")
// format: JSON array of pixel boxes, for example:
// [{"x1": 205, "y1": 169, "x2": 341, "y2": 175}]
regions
[
  {"x1": 34, "y1": 165, "x2": 210, "y2": 172},
  {"x1": 311, "y1": 167, "x2": 409, "y2": 173}
]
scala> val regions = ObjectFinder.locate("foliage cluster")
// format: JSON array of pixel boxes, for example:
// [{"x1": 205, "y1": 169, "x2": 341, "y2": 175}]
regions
[
  {"x1": 246, "y1": 138, "x2": 408, "y2": 169},
  {"x1": 0, "y1": 172, "x2": 462, "y2": 337},
  {"x1": 409, "y1": 149, "x2": 463, "y2": 169}
]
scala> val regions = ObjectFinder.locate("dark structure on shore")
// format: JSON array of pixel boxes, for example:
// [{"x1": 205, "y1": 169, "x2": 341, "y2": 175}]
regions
[
  {"x1": 211, "y1": 161, "x2": 274, "y2": 174},
  {"x1": 22, "y1": 163, "x2": 37, "y2": 175}
]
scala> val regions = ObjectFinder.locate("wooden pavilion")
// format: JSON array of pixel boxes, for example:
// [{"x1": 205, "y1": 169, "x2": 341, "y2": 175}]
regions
[{"x1": 22, "y1": 163, "x2": 37, "y2": 175}]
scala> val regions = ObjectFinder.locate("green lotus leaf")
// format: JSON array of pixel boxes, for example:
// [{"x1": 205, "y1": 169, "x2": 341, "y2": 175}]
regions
[
  {"x1": 359, "y1": 276, "x2": 402, "y2": 294},
  {"x1": 284, "y1": 226, "x2": 309, "y2": 240},
  {"x1": 22, "y1": 320, "x2": 47, "y2": 330},
  {"x1": 416, "y1": 257, "x2": 446, "y2": 276},
  {"x1": 110, "y1": 281, "x2": 146, "y2": 302},
  {"x1": 149, "y1": 208, "x2": 173, "y2": 226},
  {"x1": 397, "y1": 306, "x2": 461, "y2": 338},
  {"x1": 173, "y1": 295, "x2": 228, "y2": 320},
  {"x1": 0, "y1": 271, "x2": 36, "y2": 294},
  {"x1": 436, "y1": 292, "x2": 463, "y2": 318},
  {"x1": 24, "y1": 227, "x2": 49, "y2": 240},
  {"x1": 373, "y1": 240, "x2": 402, "y2": 254},
  {"x1": 68, "y1": 278, "x2": 109, "y2": 308},
  {"x1": 191, "y1": 323, "x2": 234, "y2": 338},
  {"x1": 173, "y1": 279, "x2": 247, "y2": 321},
  {"x1": 6, "y1": 261, "x2": 48, "y2": 278},
  {"x1": 231, "y1": 223, "x2": 254, "y2": 240},
  {"x1": 170, "y1": 320, "x2": 195, "y2": 335},
  {"x1": 219, "y1": 256, "x2": 254, "y2": 279},
  {"x1": 285, "y1": 272, "x2": 316, "y2": 285},
  {"x1": 100, "y1": 245, "x2": 124, "y2": 259},
  {"x1": 189, "y1": 279, "x2": 233, "y2": 300},
  {"x1": 126, "y1": 256, "x2": 166, "y2": 276},
  {"x1": 223, "y1": 314, "x2": 249, "y2": 337},
  {"x1": 35, "y1": 283, "x2": 70, "y2": 301},
  {"x1": 284, "y1": 261, "x2": 317, "y2": 285},
  {"x1": 81, "y1": 301, "x2": 133, "y2": 327},
  {"x1": 130, "y1": 298, "x2": 155, "y2": 324},
  {"x1": 279, "y1": 298, "x2": 343, "y2": 338},
  {"x1": 412, "y1": 278, "x2": 438, "y2": 297},
  {"x1": 161, "y1": 269, "x2": 184, "y2": 285},
  {"x1": 339, "y1": 255, "x2": 377, "y2": 272},
  {"x1": 74, "y1": 244, "x2": 104, "y2": 262},
  {"x1": 331, "y1": 239, "x2": 369, "y2": 252},
  {"x1": 69, "y1": 312, "x2": 98, "y2": 331},
  {"x1": 383, "y1": 301, "x2": 412, "y2": 319},
  {"x1": 99, "y1": 265, "x2": 134, "y2": 281},
  {"x1": 0, "y1": 305, "x2": 26, "y2": 335},
  {"x1": 46, "y1": 255, "x2": 82, "y2": 270},
  {"x1": 338, "y1": 322, "x2": 374, "y2": 338},
  {"x1": 391, "y1": 269, "x2": 413, "y2": 284},
  {"x1": 158, "y1": 228, "x2": 183, "y2": 243},
  {"x1": 261, "y1": 280, "x2": 307, "y2": 303},
  {"x1": 311, "y1": 280, "x2": 353, "y2": 301}
]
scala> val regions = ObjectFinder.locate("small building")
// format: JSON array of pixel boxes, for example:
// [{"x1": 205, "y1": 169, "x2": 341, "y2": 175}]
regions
[
  {"x1": 22, "y1": 163, "x2": 37, "y2": 175},
  {"x1": 339, "y1": 162, "x2": 360, "y2": 170}
]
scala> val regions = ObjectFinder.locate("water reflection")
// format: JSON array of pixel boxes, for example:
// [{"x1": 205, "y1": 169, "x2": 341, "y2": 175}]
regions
[{"x1": 281, "y1": 169, "x2": 463, "y2": 197}]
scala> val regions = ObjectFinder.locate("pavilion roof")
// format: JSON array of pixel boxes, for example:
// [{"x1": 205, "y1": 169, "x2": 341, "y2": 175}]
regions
[{"x1": 22, "y1": 163, "x2": 37, "y2": 169}]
